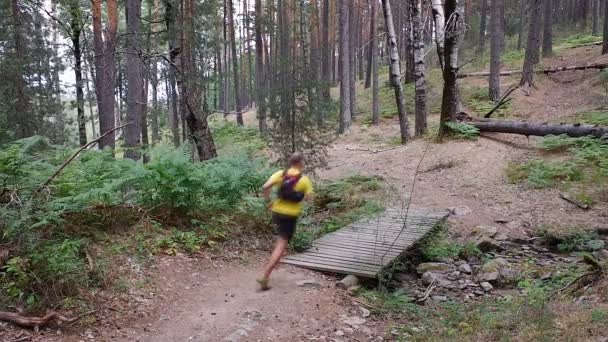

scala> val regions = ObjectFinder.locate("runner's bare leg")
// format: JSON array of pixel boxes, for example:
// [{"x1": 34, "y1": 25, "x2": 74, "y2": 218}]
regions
[{"x1": 263, "y1": 238, "x2": 289, "y2": 280}]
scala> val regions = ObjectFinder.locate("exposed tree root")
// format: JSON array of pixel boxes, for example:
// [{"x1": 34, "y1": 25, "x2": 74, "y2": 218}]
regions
[{"x1": 0, "y1": 310, "x2": 97, "y2": 328}]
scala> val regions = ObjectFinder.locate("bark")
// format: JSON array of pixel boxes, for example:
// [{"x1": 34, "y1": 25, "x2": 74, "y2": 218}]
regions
[
  {"x1": 10, "y1": 0, "x2": 33, "y2": 138},
  {"x1": 338, "y1": 0, "x2": 352, "y2": 133},
  {"x1": 591, "y1": 0, "x2": 599, "y2": 36},
  {"x1": 412, "y1": 0, "x2": 426, "y2": 136},
  {"x1": 125, "y1": 0, "x2": 144, "y2": 160},
  {"x1": 150, "y1": 0, "x2": 160, "y2": 144},
  {"x1": 520, "y1": 0, "x2": 543, "y2": 87},
  {"x1": 461, "y1": 62, "x2": 608, "y2": 78},
  {"x1": 403, "y1": 1, "x2": 415, "y2": 84},
  {"x1": 371, "y1": 0, "x2": 379, "y2": 126},
  {"x1": 83, "y1": 47, "x2": 97, "y2": 138},
  {"x1": 71, "y1": 8, "x2": 87, "y2": 146},
  {"x1": 382, "y1": 0, "x2": 409, "y2": 143},
  {"x1": 603, "y1": 0, "x2": 608, "y2": 55},
  {"x1": 255, "y1": 0, "x2": 267, "y2": 132},
  {"x1": 245, "y1": 0, "x2": 254, "y2": 108},
  {"x1": 517, "y1": 0, "x2": 525, "y2": 50},
  {"x1": 181, "y1": 0, "x2": 217, "y2": 160},
  {"x1": 459, "y1": 116, "x2": 608, "y2": 138},
  {"x1": 349, "y1": 4, "x2": 357, "y2": 118},
  {"x1": 439, "y1": 0, "x2": 465, "y2": 139},
  {"x1": 364, "y1": 0, "x2": 374, "y2": 89},
  {"x1": 91, "y1": 0, "x2": 118, "y2": 150},
  {"x1": 477, "y1": 0, "x2": 488, "y2": 54},
  {"x1": 431, "y1": 0, "x2": 445, "y2": 70},
  {"x1": 321, "y1": 0, "x2": 331, "y2": 99},
  {"x1": 310, "y1": 0, "x2": 321, "y2": 83},
  {"x1": 52, "y1": 27, "x2": 64, "y2": 144},
  {"x1": 163, "y1": 0, "x2": 180, "y2": 146},
  {"x1": 542, "y1": 0, "x2": 554, "y2": 57},
  {"x1": 489, "y1": 0, "x2": 501, "y2": 101},
  {"x1": 227, "y1": 0, "x2": 244, "y2": 125}
]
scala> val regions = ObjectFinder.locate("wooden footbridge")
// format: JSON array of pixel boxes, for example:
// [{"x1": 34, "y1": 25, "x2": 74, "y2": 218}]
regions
[{"x1": 281, "y1": 208, "x2": 450, "y2": 278}]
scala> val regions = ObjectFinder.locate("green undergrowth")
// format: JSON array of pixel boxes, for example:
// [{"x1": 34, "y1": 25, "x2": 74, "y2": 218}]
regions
[
  {"x1": 555, "y1": 33, "x2": 603, "y2": 49},
  {"x1": 419, "y1": 228, "x2": 481, "y2": 262},
  {"x1": 356, "y1": 262, "x2": 597, "y2": 341},
  {"x1": 0, "y1": 136, "x2": 272, "y2": 310},
  {"x1": 289, "y1": 175, "x2": 386, "y2": 252},
  {"x1": 210, "y1": 119, "x2": 265, "y2": 155},
  {"x1": 573, "y1": 110, "x2": 608, "y2": 126},
  {"x1": 506, "y1": 135, "x2": 608, "y2": 202},
  {"x1": 461, "y1": 85, "x2": 512, "y2": 118}
]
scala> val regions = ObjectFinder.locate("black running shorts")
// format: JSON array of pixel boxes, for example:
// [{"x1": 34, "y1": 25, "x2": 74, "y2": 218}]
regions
[{"x1": 272, "y1": 212, "x2": 298, "y2": 240}]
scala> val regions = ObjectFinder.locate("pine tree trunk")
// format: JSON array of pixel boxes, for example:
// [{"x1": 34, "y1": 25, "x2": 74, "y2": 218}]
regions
[
  {"x1": 591, "y1": 0, "x2": 599, "y2": 35},
  {"x1": 371, "y1": 0, "x2": 379, "y2": 126},
  {"x1": 431, "y1": 0, "x2": 445, "y2": 70},
  {"x1": 73, "y1": 33, "x2": 87, "y2": 146},
  {"x1": 382, "y1": 0, "x2": 409, "y2": 143},
  {"x1": 489, "y1": 0, "x2": 501, "y2": 101},
  {"x1": 163, "y1": 0, "x2": 181, "y2": 146},
  {"x1": 83, "y1": 48, "x2": 97, "y2": 139},
  {"x1": 51, "y1": 23, "x2": 64, "y2": 144},
  {"x1": 338, "y1": 0, "x2": 352, "y2": 133},
  {"x1": 542, "y1": 0, "x2": 553, "y2": 57},
  {"x1": 227, "y1": 0, "x2": 244, "y2": 125},
  {"x1": 603, "y1": 0, "x2": 608, "y2": 54},
  {"x1": 412, "y1": 0, "x2": 426, "y2": 136},
  {"x1": 364, "y1": 0, "x2": 374, "y2": 89},
  {"x1": 439, "y1": 0, "x2": 465, "y2": 139},
  {"x1": 255, "y1": 0, "x2": 267, "y2": 132},
  {"x1": 517, "y1": 0, "x2": 525, "y2": 50},
  {"x1": 125, "y1": 0, "x2": 144, "y2": 160},
  {"x1": 520, "y1": 0, "x2": 543, "y2": 87},
  {"x1": 181, "y1": 0, "x2": 217, "y2": 160},
  {"x1": 478, "y1": 0, "x2": 488, "y2": 54},
  {"x1": 310, "y1": 0, "x2": 321, "y2": 84},
  {"x1": 349, "y1": 4, "x2": 357, "y2": 118},
  {"x1": 91, "y1": 0, "x2": 117, "y2": 149},
  {"x1": 403, "y1": 1, "x2": 415, "y2": 84},
  {"x1": 10, "y1": 0, "x2": 33, "y2": 138},
  {"x1": 150, "y1": 0, "x2": 160, "y2": 144},
  {"x1": 321, "y1": 0, "x2": 332, "y2": 98}
]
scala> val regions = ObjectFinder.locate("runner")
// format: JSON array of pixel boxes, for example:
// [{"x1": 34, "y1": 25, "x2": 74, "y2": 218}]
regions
[{"x1": 257, "y1": 153, "x2": 313, "y2": 291}]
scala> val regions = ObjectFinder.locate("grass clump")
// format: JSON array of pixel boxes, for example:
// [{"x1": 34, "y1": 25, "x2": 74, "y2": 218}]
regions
[
  {"x1": 555, "y1": 33, "x2": 602, "y2": 48},
  {"x1": 420, "y1": 229, "x2": 481, "y2": 261},
  {"x1": 574, "y1": 110, "x2": 608, "y2": 126}
]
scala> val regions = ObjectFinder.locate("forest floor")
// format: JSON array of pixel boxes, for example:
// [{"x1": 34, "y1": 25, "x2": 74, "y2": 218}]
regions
[{"x1": 5, "y1": 43, "x2": 608, "y2": 342}]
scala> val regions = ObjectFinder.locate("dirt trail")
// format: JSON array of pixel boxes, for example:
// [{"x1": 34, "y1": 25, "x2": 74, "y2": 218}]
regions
[{"x1": 77, "y1": 253, "x2": 385, "y2": 342}]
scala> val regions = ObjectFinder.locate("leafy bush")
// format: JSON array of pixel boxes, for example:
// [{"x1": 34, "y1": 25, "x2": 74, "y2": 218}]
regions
[
  {"x1": 289, "y1": 228, "x2": 315, "y2": 252},
  {"x1": 420, "y1": 230, "x2": 481, "y2": 261}
]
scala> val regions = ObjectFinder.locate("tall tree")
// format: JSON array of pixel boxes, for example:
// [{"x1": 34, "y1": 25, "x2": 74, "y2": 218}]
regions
[
  {"x1": 9, "y1": 0, "x2": 34, "y2": 138},
  {"x1": 477, "y1": 0, "x2": 488, "y2": 54},
  {"x1": 163, "y1": 0, "x2": 181, "y2": 146},
  {"x1": 542, "y1": 0, "x2": 553, "y2": 57},
  {"x1": 517, "y1": 0, "x2": 525, "y2": 50},
  {"x1": 370, "y1": 0, "x2": 380, "y2": 126},
  {"x1": 91, "y1": 0, "x2": 118, "y2": 149},
  {"x1": 364, "y1": 0, "x2": 375, "y2": 89},
  {"x1": 489, "y1": 0, "x2": 501, "y2": 101},
  {"x1": 382, "y1": 0, "x2": 409, "y2": 143},
  {"x1": 125, "y1": 0, "x2": 144, "y2": 159},
  {"x1": 321, "y1": 0, "x2": 332, "y2": 100},
  {"x1": 227, "y1": 0, "x2": 244, "y2": 125},
  {"x1": 338, "y1": 0, "x2": 352, "y2": 133},
  {"x1": 411, "y1": 0, "x2": 426, "y2": 136},
  {"x1": 438, "y1": 0, "x2": 466, "y2": 138},
  {"x1": 255, "y1": 0, "x2": 267, "y2": 132},
  {"x1": 591, "y1": 0, "x2": 599, "y2": 36},
  {"x1": 603, "y1": 0, "x2": 608, "y2": 55},
  {"x1": 181, "y1": 0, "x2": 217, "y2": 160},
  {"x1": 520, "y1": 0, "x2": 543, "y2": 87},
  {"x1": 431, "y1": 0, "x2": 445, "y2": 70},
  {"x1": 349, "y1": 4, "x2": 357, "y2": 119}
]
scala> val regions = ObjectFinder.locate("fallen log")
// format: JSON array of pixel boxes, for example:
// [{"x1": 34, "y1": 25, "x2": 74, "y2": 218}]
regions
[
  {"x1": 568, "y1": 41, "x2": 603, "y2": 49},
  {"x1": 457, "y1": 114, "x2": 608, "y2": 138},
  {"x1": 0, "y1": 310, "x2": 96, "y2": 328},
  {"x1": 458, "y1": 62, "x2": 608, "y2": 79}
]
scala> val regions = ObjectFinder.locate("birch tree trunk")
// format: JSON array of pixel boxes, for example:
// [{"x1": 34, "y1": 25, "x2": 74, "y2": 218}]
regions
[
  {"x1": 438, "y1": 0, "x2": 466, "y2": 139},
  {"x1": 489, "y1": 0, "x2": 501, "y2": 101},
  {"x1": 125, "y1": 0, "x2": 144, "y2": 160},
  {"x1": 431, "y1": 0, "x2": 445, "y2": 70},
  {"x1": 412, "y1": 0, "x2": 426, "y2": 136},
  {"x1": 338, "y1": 0, "x2": 352, "y2": 133},
  {"x1": 381, "y1": 0, "x2": 409, "y2": 143}
]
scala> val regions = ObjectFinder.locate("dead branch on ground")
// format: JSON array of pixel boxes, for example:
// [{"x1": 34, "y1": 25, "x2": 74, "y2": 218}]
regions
[{"x1": 0, "y1": 310, "x2": 97, "y2": 328}]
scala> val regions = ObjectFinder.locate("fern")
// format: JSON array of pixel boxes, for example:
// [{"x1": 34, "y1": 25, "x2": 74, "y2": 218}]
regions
[{"x1": 445, "y1": 122, "x2": 480, "y2": 140}]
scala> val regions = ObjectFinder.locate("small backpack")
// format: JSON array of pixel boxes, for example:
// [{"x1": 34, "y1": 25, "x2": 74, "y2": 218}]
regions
[{"x1": 278, "y1": 171, "x2": 305, "y2": 202}]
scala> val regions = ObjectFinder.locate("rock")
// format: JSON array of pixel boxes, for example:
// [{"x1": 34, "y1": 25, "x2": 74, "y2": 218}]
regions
[
  {"x1": 472, "y1": 226, "x2": 498, "y2": 238},
  {"x1": 594, "y1": 249, "x2": 608, "y2": 260},
  {"x1": 476, "y1": 237, "x2": 503, "y2": 253},
  {"x1": 585, "y1": 240, "x2": 606, "y2": 251},
  {"x1": 432, "y1": 295, "x2": 448, "y2": 302},
  {"x1": 296, "y1": 279, "x2": 321, "y2": 289},
  {"x1": 476, "y1": 258, "x2": 511, "y2": 283},
  {"x1": 343, "y1": 316, "x2": 366, "y2": 327},
  {"x1": 359, "y1": 307, "x2": 371, "y2": 318},
  {"x1": 416, "y1": 262, "x2": 453, "y2": 274},
  {"x1": 447, "y1": 271, "x2": 461, "y2": 281},
  {"x1": 451, "y1": 206, "x2": 472, "y2": 217},
  {"x1": 480, "y1": 282, "x2": 493, "y2": 292},
  {"x1": 437, "y1": 257, "x2": 455, "y2": 264},
  {"x1": 540, "y1": 272, "x2": 552, "y2": 280},
  {"x1": 421, "y1": 272, "x2": 453, "y2": 287},
  {"x1": 335, "y1": 330, "x2": 345, "y2": 337},
  {"x1": 458, "y1": 263, "x2": 472, "y2": 274}
]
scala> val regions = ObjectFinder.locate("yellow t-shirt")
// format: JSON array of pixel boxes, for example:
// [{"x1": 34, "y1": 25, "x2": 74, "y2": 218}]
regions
[{"x1": 267, "y1": 168, "x2": 313, "y2": 217}]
